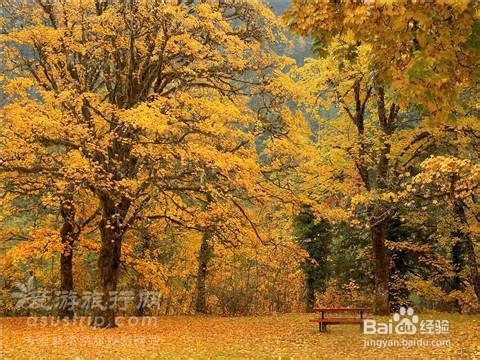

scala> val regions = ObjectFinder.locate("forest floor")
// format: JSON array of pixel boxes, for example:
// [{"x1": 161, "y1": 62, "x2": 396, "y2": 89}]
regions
[{"x1": 1, "y1": 313, "x2": 479, "y2": 359}]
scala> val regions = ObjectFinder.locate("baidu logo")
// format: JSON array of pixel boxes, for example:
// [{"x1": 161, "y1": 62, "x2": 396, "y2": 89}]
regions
[
  {"x1": 364, "y1": 307, "x2": 423, "y2": 335},
  {"x1": 363, "y1": 307, "x2": 450, "y2": 348}
]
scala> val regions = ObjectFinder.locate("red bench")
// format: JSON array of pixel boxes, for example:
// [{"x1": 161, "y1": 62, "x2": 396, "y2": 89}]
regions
[{"x1": 310, "y1": 307, "x2": 371, "y2": 333}]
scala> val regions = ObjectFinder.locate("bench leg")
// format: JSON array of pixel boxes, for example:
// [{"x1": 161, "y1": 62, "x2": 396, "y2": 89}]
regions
[{"x1": 319, "y1": 323, "x2": 327, "y2": 333}]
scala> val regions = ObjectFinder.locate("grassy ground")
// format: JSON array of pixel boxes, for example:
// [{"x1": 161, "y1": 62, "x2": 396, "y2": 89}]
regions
[{"x1": 1, "y1": 313, "x2": 479, "y2": 359}]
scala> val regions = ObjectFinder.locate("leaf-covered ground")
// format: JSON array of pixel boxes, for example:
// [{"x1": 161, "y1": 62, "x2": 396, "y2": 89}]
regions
[{"x1": 1, "y1": 313, "x2": 479, "y2": 359}]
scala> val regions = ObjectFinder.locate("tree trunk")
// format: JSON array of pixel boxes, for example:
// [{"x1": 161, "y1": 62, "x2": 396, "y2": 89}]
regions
[
  {"x1": 371, "y1": 217, "x2": 390, "y2": 315},
  {"x1": 454, "y1": 200, "x2": 480, "y2": 307},
  {"x1": 389, "y1": 249, "x2": 409, "y2": 312},
  {"x1": 59, "y1": 198, "x2": 77, "y2": 320},
  {"x1": 195, "y1": 231, "x2": 212, "y2": 314},
  {"x1": 451, "y1": 240, "x2": 465, "y2": 312},
  {"x1": 91, "y1": 196, "x2": 127, "y2": 328},
  {"x1": 370, "y1": 87, "x2": 398, "y2": 315},
  {"x1": 387, "y1": 220, "x2": 410, "y2": 312}
]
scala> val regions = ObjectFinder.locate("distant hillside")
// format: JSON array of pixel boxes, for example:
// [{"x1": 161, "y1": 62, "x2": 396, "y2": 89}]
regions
[{"x1": 265, "y1": 0, "x2": 313, "y2": 65}]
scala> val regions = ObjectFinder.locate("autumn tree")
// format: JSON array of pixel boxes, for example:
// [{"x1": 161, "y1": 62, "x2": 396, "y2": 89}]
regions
[
  {"x1": 406, "y1": 156, "x2": 480, "y2": 306},
  {"x1": 286, "y1": 0, "x2": 480, "y2": 314},
  {"x1": 1, "y1": 0, "x2": 292, "y2": 327},
  {"x1": 294, "y1": 205, "x2": 331, "y2": 312},
  {"x1": 0, "y1": 93, "x2": 98, "y2": 319}
]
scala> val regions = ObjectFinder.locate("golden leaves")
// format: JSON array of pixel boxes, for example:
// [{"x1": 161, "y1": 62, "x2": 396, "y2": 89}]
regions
[
  {"x1": 286, "y1": 0, "x2": 479, "y2": 121},
  {"x1": 2, "y1": 314, "x2": 480, "y2": 358}
]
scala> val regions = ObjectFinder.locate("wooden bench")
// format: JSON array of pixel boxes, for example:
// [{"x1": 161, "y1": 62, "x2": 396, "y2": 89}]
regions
[{"x1": 310, "y1": 307, "x2": 371, "y2": 333}]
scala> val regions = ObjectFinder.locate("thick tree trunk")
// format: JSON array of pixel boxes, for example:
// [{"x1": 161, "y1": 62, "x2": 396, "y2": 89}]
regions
[
  {"x1": 59, "y1": 198, "x2": 77, "y2": 320},
  {"x1": 371, "y1": 218, "x2": 390, "y2": 315},
  {"x1": 195, "y1": 231, "x2": 212, "y2": 314},
  {"x1": 451, "y1": 240, "x2": 465, "y2": 312},
  {"x1": 454, "y1": 200, "x2": 480, "y2": 307},
  {"x1": 60, "y1": 252, "x2": 74, "y2": 318},
  {"x1": 91, "y1": 196, "x2": 127, "y2": 328}
]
